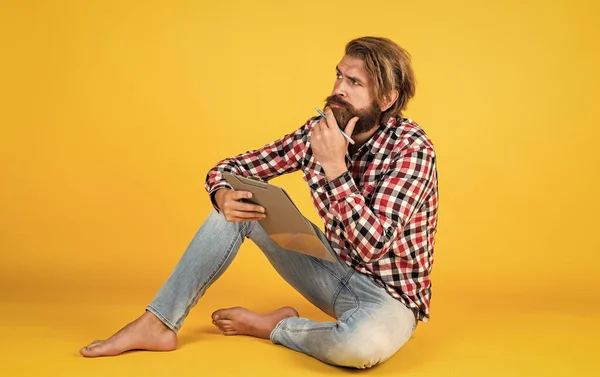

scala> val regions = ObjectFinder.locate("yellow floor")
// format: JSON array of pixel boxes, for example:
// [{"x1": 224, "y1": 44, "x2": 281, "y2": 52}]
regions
[{"x1": 1, "y1": 252, "x2": 598, "y2": 377}]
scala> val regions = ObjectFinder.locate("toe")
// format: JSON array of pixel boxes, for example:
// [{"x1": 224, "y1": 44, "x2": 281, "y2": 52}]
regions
[
  {"x1": 212, "y1": 308, "x2": 229, "y2": 321},
  {"x1": 80, "y1": 339, "x2": 116, "y2": 358},
  {"x1": 216, "y1": 320, "x2": 233, "y2": 332},
  {"x1": 80, "y1": 340, "x2": 103, "y2": 355},
  {"x1": 80, "y1": 344, "x2": 101, "y2": 357},
  {"x1": 215, "y1": 319, "x2": 232, "y2": 327},
  {"x1": 212, "y1": 306, "x2": 243, "y2": 321}
]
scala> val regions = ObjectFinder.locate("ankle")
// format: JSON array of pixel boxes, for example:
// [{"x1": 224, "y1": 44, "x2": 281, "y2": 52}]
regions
[{"x1": 142, "y1": 311, "x2": 171, "y2": 331}]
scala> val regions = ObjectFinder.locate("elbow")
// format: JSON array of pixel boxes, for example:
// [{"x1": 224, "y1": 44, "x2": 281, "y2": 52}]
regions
[
  {"x1": 355, "y1": 229, "x2": 397, "y2": 264},
  {"x1": 357, "y1": 240, "x2": 391, "y2": 264}
]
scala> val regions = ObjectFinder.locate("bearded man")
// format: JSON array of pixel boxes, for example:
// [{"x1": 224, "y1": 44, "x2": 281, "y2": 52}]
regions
[{"x1": 80, "y1": 36, "x2": 439, "y2": 370}]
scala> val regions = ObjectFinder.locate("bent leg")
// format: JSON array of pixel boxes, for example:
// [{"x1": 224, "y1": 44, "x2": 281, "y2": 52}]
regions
[
  {"x1": 271, "y1": 271, "x2": 417, "y2": 368},
  {"x1": 245, "y1": 222, "x2": 355, "y2": 318},
  {"x1": 147, "y1": 209, "x2": 257, "y2": 331},
  {"x1": 81, "y1": 210, "x2": 254, "y2": 357},
  {"x1": 242, "y1": 222, "x2": 417, "y2": 368}
]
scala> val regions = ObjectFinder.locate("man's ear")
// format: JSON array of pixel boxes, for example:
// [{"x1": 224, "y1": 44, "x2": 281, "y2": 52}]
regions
[{"x1": 380, "y1": 90, "x2": 399, "y2": 112}]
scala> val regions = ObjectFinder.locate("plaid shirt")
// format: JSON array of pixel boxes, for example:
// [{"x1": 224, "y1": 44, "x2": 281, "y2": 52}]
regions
[{"x1": 205, "y1": 116, "x2": 438, "y2": 322}]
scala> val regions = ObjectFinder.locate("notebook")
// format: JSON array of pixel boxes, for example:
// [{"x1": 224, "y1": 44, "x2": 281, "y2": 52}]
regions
[{"x1": 222, "y1": 172, "x2": 335, "y2": 262}]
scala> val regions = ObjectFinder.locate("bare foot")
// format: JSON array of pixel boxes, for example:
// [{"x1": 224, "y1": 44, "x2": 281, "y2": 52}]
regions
[
  {"x1": 79, "y1": 311, "x2": 178, "y2": 357},
  {"x1": 211, "y1": 306, "x2": 298, "y2": 339}
]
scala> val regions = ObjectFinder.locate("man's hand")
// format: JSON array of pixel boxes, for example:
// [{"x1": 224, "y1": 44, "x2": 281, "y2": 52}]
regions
[
  {"x1": 214, "y1": 188, "x2": 266, "y2": 222},
  {"x1": 310, "y1": 107, "x2": 358, "y2": 181}
]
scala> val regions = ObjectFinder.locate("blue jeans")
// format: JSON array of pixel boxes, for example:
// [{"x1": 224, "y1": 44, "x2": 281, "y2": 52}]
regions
[{"x1": 146, "y1": 210, "x2": 416, "y2": 369}]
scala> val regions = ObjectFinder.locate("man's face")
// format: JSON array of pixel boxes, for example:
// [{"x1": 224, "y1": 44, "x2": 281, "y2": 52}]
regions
[{"x1": 324, "y1": 55, "x2": 382, "y2": 135}]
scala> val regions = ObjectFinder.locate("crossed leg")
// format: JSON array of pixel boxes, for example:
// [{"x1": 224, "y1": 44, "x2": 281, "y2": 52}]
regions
[{"x1": 80, "y1": 210, "x2": 415, "y2": 368}]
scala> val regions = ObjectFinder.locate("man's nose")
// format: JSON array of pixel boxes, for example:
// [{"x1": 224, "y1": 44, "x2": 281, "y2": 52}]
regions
[{"x1": 332, "y1": 82, "x2": 347, "y2": 97}]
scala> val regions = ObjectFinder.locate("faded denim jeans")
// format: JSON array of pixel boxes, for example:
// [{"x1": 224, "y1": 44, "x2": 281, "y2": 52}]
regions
[{"x1": 147, "y1": 210, "x2": 416, "y2": 369}]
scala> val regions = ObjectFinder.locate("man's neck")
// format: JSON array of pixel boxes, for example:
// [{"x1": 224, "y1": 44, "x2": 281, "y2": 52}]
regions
[{"x1": 349, "y1": 123, "x2": 380, "y2": 155}]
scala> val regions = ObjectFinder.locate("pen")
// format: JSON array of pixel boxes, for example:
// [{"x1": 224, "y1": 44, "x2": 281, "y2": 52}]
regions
[{"x1": 315, "y1": 107, "x2": 355, "y2": 145}]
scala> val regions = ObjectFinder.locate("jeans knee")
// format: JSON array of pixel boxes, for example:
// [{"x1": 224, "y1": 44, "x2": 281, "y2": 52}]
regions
[
  {"x1": 325, "y1": 328, "x2": 399, "y2": 369},
  {"x1": 208, "y1": 209, "x2": 254, "y2": 235}
]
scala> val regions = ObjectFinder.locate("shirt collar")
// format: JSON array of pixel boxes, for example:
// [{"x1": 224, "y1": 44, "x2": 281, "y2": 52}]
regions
[{"x1": 366, "y1": 116, "x2": 400, "y2": 156}]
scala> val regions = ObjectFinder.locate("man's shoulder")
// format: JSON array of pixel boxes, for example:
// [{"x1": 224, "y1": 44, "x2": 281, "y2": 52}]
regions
[
  {"x1": 304, "y1": 115, "x2": 320, "y2": 127},
  {"x1": 281, "y1": 116, "x2": 319, "y2": 138},
  {"x1": 392, "y1": 117, "x2": 435, "y2": 156}
]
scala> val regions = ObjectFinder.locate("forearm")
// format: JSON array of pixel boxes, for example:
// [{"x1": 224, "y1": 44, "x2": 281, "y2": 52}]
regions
[
  {"x1": 322, "y1": 163, "x2": 348, "y2": 182},
  {"x1": 204, "y1": 124, "x2": 309, "y2": 198}
]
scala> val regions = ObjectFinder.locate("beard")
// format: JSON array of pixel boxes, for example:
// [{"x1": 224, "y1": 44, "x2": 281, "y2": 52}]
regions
[{"x1": 324, "y1": 95, "x2": 382, "y2": 135}]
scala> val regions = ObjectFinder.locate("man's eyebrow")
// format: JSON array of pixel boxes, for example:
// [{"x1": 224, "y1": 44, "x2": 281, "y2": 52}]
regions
[{"x1": 335, "y1": 65, "x2": 364, "y2": 84}]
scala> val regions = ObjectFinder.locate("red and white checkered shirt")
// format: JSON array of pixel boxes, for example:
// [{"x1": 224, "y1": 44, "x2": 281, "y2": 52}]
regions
[{"x1": 205, "y1": 116, "x2": 438, "y2": 322}]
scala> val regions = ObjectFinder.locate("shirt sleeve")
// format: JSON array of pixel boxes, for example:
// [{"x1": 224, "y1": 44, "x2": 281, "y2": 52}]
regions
[
  {"x1": 324, "y1": 147, "x2": 437, "y2": 263},
  {"x1": 204, "y1": 121, "x2": 311, "y2": 211}
]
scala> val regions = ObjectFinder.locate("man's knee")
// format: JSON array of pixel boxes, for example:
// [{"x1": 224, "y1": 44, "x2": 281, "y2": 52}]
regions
[
  {"x1": 324, "y1": 327, "x2": 401, "y2": 369},
  {"x1": 207, "y1": 209, "x2": 251, "y2": 233}
]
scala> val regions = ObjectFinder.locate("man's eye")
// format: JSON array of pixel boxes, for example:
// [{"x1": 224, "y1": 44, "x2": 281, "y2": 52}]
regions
[
  {"x1": 352, "y1": 80, "x2": 360, "y2": 86},
  {"x1": 336, "y1": 73, "x2": 342, "y2": 79}
]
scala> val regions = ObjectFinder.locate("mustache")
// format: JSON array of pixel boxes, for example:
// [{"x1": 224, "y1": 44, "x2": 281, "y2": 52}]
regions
[{"x1": 324, "y1": 95, "x2": 353, "y2": 110}]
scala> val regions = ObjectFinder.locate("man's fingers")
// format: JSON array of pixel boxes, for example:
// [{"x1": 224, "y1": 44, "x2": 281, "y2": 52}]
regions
[
  {"x1": 314, "y1": 120, "x2": 323, "y2": 133},
  {"x1": 224, "y1": 190, "x2": 265, "y2": 212},
  {"x1": 232, "y1": 190, "x2": 253, "y2": 200},
  {"x1": 230, "y1": 210, "x2": 265, "y2": 219},
  {"x1": 345, "y1": 117, "x2": 359, "y2": 138},
  {"x1": 324, "y1": 107, "x2": 339, "y2": 129},
  {"x1": 226, "y1": 210, "x2": 266, "y2": 222},
  {"x1": 318, "y1": 115, "x2": 330, "y2": 129},
  {"x1": 226, "y1": 216, "x2": 264, "y2": 223},
  {"x1": 228, "y1": 217, "x2": 264, "y2": 223},
  {"x1": 234, "y1": 201, "x2": 265, "y2": 213},
  {"x1": 311, "y1": 123, "x2": 323, "y2": 145}
]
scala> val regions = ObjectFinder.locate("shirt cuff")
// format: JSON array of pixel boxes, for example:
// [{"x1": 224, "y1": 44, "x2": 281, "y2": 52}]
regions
[{"x1": 325, "y1": 171, "x2": 359, "y2": 202}]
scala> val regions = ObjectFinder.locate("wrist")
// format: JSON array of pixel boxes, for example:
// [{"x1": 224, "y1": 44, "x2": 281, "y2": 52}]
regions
[
  {"x1": 323, "y1": 163, "x2": 348, "y2": 182},
  {"x1": 214, "y1": 188, "x2": 228, "y2": 209}
]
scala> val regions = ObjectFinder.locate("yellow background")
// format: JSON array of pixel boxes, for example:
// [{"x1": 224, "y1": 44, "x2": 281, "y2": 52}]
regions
[{"x1": 1, "y1": 0, "x2": 598, "y2": 376}]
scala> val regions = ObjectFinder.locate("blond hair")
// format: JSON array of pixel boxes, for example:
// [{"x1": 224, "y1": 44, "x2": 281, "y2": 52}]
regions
[{"x1": 346, "y1": 37, "x2": 416, "y2": 120}]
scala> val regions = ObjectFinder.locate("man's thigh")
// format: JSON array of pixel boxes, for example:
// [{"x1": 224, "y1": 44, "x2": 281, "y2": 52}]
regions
[{"x1": 246, "y1": 222, "x2": 353, "y2": 318}]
